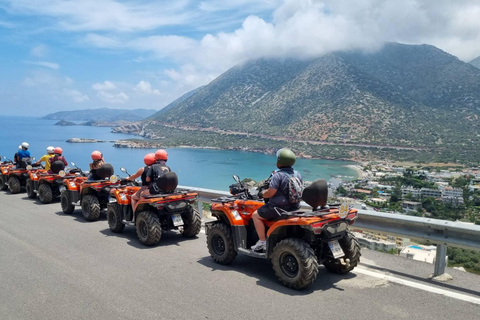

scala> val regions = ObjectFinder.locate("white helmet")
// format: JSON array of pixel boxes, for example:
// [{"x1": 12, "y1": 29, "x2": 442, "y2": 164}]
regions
[
  {"x1": 21, "y1": 142, "x2": 29, "y2": 149},
  {"x1": 46, "y1": 146, "x2": 55, "y2": 154}
]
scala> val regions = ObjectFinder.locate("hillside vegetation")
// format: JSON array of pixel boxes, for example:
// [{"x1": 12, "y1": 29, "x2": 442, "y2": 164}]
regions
[
  {"x1": 116, "y1": 43, "x2": 480, "y2": 164},
  {"x1": 43, "y1": 107, "x2": 157, "y2": 122}
]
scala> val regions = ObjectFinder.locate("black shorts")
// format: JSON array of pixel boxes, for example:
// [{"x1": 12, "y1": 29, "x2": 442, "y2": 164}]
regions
[{"x1": 258, "y1": 203, "x2": 293, "y2": 220}]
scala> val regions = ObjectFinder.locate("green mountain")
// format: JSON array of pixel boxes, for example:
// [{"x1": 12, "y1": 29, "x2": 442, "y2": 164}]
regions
[
  {"x1": 43, "y1": 107, "x2": 157, "y2": 122},
  {"x1": 119, "y1": 43, "x2": 480, "y2": 163}
]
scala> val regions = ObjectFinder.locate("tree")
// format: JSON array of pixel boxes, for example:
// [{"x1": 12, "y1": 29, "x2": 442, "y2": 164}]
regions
[{"x1": 390, "y1": 185, "x2": 402, "y2": 203}]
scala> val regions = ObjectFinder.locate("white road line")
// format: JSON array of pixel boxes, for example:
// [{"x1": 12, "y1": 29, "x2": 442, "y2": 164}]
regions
[
  {"x1": 200, "y1": 225, "x2": 479, "y2": 305},
  {"x1": 355, "y1": 267, "x2": 480, "y2": 305}
]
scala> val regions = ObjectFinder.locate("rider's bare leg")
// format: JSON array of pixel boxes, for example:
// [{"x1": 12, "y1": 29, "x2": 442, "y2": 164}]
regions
[{"x1": 252, "y1": 211, "x2": 266, "y2": 241}]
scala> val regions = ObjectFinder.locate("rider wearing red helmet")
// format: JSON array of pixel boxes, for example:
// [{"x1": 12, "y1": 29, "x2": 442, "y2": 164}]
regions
[
  {"x1": 126, "y1": 153, "x2": 156, "y2": 212},
  {"x1": 48, "y1": 147, "x2": 68, "y2": 173},
  {"x1": 146, "y1": 149, "x2": 171, "y2": 194},
  {"x1": 88, "y1": 150, "x2": 105, "y2": 180}
]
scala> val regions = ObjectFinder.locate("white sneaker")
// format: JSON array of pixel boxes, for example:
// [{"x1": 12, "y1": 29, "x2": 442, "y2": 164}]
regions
[{"x1": 251, "y1": 240, "x2": 266, "y2": 252}]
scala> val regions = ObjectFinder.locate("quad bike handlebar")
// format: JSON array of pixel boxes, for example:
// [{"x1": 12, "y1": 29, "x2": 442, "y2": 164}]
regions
[{"x1": 223, "y1": 174, "x2": 269, "y2": 201}]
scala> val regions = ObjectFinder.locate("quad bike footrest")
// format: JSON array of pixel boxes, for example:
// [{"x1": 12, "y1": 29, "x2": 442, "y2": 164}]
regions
[{"x1": 238, "y1": 247, "x2": 267, "y2": 259}]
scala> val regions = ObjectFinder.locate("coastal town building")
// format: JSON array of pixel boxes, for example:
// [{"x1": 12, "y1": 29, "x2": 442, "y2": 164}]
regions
[
  {"x1": 354, "y1": 232, "x2": 397, "y2": 252},
  {"x1": 401, "y1": 186, "x2": 422, "y2": 199},
  {"x1": 400, "y1": 245, "x2": 439, "y2": 264},
  {"x1": 401, "y1": 201, "x2": 422, "y2": 212}
]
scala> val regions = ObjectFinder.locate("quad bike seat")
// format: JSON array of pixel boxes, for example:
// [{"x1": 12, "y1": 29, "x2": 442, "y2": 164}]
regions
[
  {"x1": 300, "y1": 179, "x2": 328, "y2": 209},
  {"x1": 263, "y1": 179, "x2": 330, "y2": 222},
  {"x1": 50, "y1": 161, "x2": 65, "y2": 174},
  {"x1": 95, "y1": 164, "x2": 114, "y2": 179}
]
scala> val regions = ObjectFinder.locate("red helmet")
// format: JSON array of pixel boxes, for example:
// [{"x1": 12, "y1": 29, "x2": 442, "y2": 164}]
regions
[
  {"x1": 144, "y1": 153, "x2": 156, "y2": 166},
  {"x1": 54, "y1": 147, "x2": 63, "y2": 155},
  {"x1": 91, "y1": 150, "x2": 102, "y2": 160},
  {"x1": 154, "y1": 149, "x2": 168, "y2": 161}
]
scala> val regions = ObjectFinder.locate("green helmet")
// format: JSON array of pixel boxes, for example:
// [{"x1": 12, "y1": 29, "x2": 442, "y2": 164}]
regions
[{"x1": 276, "y1": 148, "x2": 296, "y2": 167}]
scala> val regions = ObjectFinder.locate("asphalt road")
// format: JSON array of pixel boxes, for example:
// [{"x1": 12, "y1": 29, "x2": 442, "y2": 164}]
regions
[{"x1": 1, "y1": 191, "x2": 479, "y2": 320}]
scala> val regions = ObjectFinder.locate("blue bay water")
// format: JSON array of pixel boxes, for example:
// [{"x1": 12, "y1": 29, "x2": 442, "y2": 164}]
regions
[{"x1": 0, "y1": 116, "x2": 358, "y2": 190}]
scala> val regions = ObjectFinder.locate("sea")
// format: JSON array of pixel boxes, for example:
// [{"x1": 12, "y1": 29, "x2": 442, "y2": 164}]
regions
[{"x1": 0, "y1": 116, "x2": 359, "y2": 190}]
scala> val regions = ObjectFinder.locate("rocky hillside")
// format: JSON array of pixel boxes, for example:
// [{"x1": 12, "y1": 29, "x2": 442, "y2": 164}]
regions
[
  {"x1": 470, "y1": 56, "x2": 480, "y2": 69},
  {"x1": 114, "y1": 43, "x2": 480, "y2": 163},
  {"x1": 43, "y1": 107, "x2": 157, "y2": 122}
]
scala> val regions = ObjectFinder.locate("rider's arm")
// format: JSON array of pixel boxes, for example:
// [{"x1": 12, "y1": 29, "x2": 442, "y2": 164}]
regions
[
  {"x1": 34, "y1": 155, "x2": 45, "y2": 166},
  {"x1": 128, "y1": 167, "x2": 143, "y2": 180},
  {"x1": 262, "y1": 187, "x2": 277, "y2": 199}
]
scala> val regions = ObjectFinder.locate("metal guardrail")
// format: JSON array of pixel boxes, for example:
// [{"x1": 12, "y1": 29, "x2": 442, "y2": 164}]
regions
[{"x1": 180, "y1": 185, "x2": 480, "y2": 277}]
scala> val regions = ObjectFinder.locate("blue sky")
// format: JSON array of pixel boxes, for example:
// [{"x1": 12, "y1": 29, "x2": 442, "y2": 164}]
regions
[{"x1": 1, "y1": 0, "x2": 479, "y2": 116}]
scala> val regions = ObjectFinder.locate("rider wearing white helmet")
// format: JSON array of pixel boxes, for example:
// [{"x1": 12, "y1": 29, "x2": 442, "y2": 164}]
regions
[
  {"x1": 34, "y1": 146, "x2": 55, "y2": 171},
  {"x1": 16, "y1": 142, "x2": 32, "y2": 168}
]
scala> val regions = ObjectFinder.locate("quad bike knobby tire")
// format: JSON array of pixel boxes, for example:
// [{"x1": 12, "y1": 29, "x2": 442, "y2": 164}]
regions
[
  {"x1": 38, "y1": 183, "x2": 53, "y2": 204},
  {"x1": 26, "y1": 179, "x2": 36, "y2": 199},
  {"x1": 60, "y1": 190, "x2": 75, "y2": 214},
  {"x1": 323, "y1": 230, "x2": 361, "y2": 274},
  {"x1": 206, "y1": 221, "x2": 237, "y2": 265},
  {"x1": 271, "y1": 238, "x2": 319, "y2": 290},
  {"x1": 0, "y1": 175, "x2": 8, "y2": 191},
  {"x1": 81, "y1": 194, "x2": 101, "y2": 221},
  {"x1": 8, "y1": 176, "x2": 21, "y2": 194},
  {"x1": 107, "y1": 203, "x2": 125, "y2": 233},
  {"x1": 180, "y1": 205, "x2": 201, "y2": 238},
  {"x1": 136, "y1": 211, "x2": 162, "y2": 246}
]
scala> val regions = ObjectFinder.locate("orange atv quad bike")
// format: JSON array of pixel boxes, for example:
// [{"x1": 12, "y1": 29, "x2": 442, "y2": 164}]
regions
[
  {"x1": 0, "y1": 157, "x2": 15, "y2": 191},
  {"x1": 7, "y1": 159, "x2": 45, "y2": 194},
  {"x1": 25, "y1": 160, "x2": 64, "y2": 199},
  {"x1": 34, "y1": 162, "x2": 85, "y2": 204},
  {"x1": 60, "y1": 163, "x2": 119, "y2": 221},
  {"x1": 206, "y1": 175, "x2": 361, "y2": 290},
  {"x1": 107, "y1": 170, "x2": 201, "y2": 246}
]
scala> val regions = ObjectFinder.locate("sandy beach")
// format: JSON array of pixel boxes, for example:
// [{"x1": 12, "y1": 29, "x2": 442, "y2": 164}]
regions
[{"x1": 346, "y1": 164, "x2": 364, "y2": 179}]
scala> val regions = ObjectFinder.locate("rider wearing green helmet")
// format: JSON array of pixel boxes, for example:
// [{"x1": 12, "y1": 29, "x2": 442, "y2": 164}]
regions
[{"x1": 251, "y1": 148, "x2": 303, "y2": 252}]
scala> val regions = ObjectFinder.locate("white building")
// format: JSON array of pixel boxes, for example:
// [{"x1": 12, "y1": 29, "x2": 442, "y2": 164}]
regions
[
  {"x1": 421, "y1": 188, "x2": 442, "y2": 198},
  {"x1": 442, "y1": 187, "x2": 463, "y2": 198},
  {"x1": 354, "y1": 232, "x2": 397, "y2": 252},
  {"x1": 401, "y1": 201, "x2": 422, "y2": 212},
  {"x1": 401, "y1": 186, "x2": 422, "y2": 199},
  {"x1": 400, "y1": 245, "x2": 440, "y2": 264},
  {"x1": 366, "y1": 181, "x2": 379, "y2": 189}
]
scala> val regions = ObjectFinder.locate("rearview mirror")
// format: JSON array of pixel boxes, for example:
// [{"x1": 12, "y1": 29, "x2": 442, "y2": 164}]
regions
[
  {"x1": 233, "y1": 174, "x2": 240, "y2": 182},
  {"x1": 71, "y1": 162, "x2": 76, "y2": 167},
  {"x1": 121, "y1": 167, "x2": 127, "y2": 173}
]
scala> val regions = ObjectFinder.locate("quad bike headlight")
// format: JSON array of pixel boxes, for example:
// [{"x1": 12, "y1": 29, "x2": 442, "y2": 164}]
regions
[{"x1": 69, "y1": 181, "x2": 76, "y2": 188}]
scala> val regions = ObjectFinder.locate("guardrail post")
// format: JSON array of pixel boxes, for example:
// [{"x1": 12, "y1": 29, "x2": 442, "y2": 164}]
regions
[
  {"x1": 434, "y1": 244, "x2": 447, "y2": 277},
  {"x1": 197, "y1": 200, "x2": 203, "y2": 219}
]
